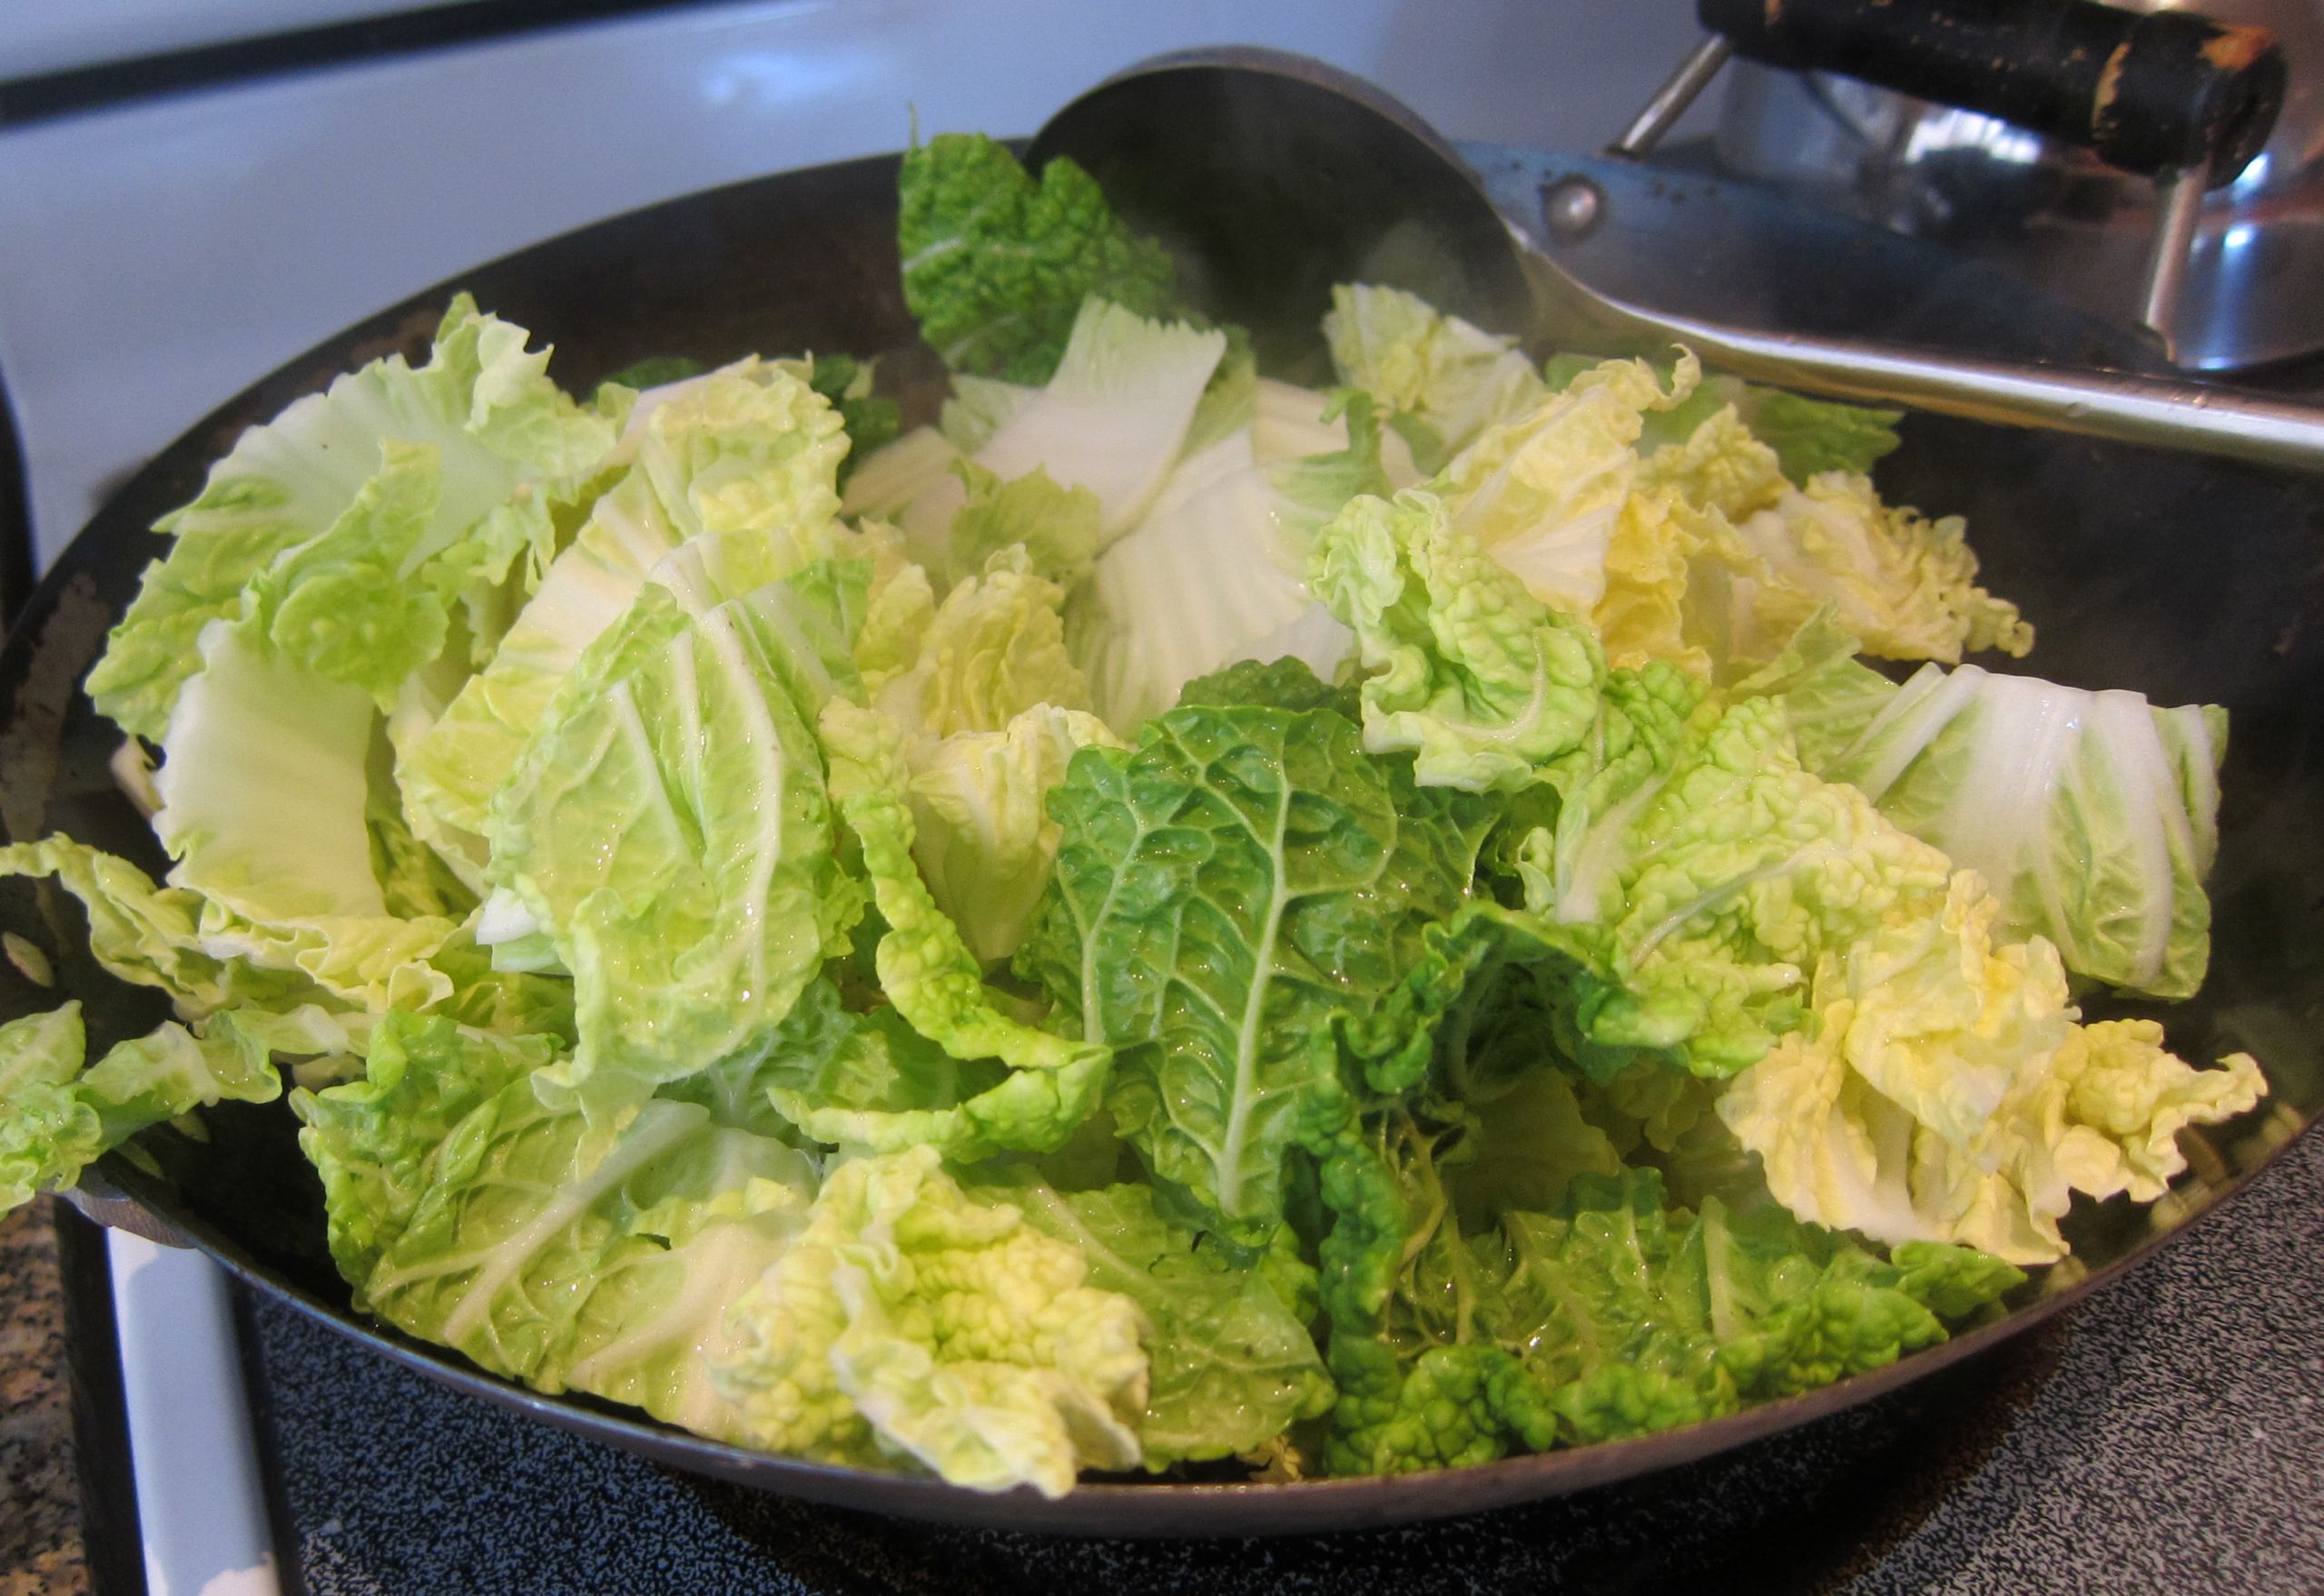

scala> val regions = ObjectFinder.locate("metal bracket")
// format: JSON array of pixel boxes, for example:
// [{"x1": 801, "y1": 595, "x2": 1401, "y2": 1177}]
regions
[
  {"x1": 1612, "y1": 34, "x2": 1735, "y2": 158},
  {"x1": 2137, "y1": 167, "x2": 2206, "y2": 366},
  {"x1": 60, "y1": 1163, "x2": 194, "y2": 1248}
]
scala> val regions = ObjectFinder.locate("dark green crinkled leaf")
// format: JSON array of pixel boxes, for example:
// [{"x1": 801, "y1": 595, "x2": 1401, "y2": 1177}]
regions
[
  {"x1": 596, "y1": 355, "x2": 705, "y2": 399},
  {"x1": 1327, "y1": 1149, "x2": 2024, "y2": 1472},
  {"x1": 1176, "y1": 657, "x2": 1361, "y2": 721},
  {"x1": 1743, "y1": 389, "x2": 1903, "y2": 481},
  {"x1": 1018, "y1": 701, "x2": 1500, "y2": 1248},
  {"x1": 665, "y1": 975, "x2": 1094, "y2": 1165},
  {"x1": 899, "y1": 133, "x2": 1178, "y2": 383},
  {"x1": 1324, "y1": 1337, "x2": 1526, "y2": 1476},
  {"x1": 807, "y1": 353, "x2": 901, "y2": 484}
]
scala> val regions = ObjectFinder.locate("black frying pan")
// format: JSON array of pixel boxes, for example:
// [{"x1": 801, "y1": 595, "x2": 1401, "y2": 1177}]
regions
[{"x1": 4, "y1": 146, "x2": 2318, "y2": 1537}]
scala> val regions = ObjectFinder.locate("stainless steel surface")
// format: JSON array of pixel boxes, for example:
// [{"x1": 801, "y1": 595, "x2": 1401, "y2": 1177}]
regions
[
  {"x1": 1031, "y1": 48, "x2": 2324, "y2": 468},
  {"x1": 1521, "y1": 243, "x2": 2324, "y2": 466},
  {"x1": 1711, "y1": 0, "x2": 2324, "y2": 370},
  {"x1": 2139, "y1": 166, "x2": 2207, "y2": 358},
  {"x1": 1540, "y1": 174, "x2": 1607, "y2": 243},
  {"x1": 1612, "y1": 34, "x2": 1733, "y2": 156}
]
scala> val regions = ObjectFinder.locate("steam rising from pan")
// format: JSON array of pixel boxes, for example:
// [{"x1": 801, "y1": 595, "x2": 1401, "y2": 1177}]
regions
[{"x1": 1026, "y1": 49, "x2": 1533, "y2": 380}]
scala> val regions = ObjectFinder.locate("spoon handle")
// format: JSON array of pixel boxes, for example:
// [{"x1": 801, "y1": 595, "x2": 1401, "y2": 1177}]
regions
[
  {"x1": 1530, "y1": 250, "x2": 2324, "y2": 472},
  {"x1": 1642, "y1": 305, "x2": 2324, "y2": 473}
]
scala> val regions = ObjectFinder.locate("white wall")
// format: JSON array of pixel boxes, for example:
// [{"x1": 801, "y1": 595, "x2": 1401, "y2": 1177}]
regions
[{"x1": 0, "y1": 0, "x2": 445, "y2": 78}]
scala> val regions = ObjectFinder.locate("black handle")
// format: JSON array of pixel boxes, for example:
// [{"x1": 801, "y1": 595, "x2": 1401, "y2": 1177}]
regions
[{"x1": 1696, "y1": 0, "x2": 2285, "y2": 185}]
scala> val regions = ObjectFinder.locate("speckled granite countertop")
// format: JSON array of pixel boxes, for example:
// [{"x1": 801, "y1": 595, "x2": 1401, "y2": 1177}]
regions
[{"x1": 1, "y1": 1196, "x2": 87, "y2": 1596}]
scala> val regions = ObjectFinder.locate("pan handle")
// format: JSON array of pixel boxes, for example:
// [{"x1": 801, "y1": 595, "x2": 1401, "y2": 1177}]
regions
[{"x1": 1695, "y1": 0, "x2": 2286, "y2": 184}]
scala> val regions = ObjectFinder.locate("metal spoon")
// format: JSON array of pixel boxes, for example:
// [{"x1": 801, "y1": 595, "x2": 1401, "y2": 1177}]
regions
[{"x1": 1026, "y1": 47, "x2": 2324, "y2": 473}]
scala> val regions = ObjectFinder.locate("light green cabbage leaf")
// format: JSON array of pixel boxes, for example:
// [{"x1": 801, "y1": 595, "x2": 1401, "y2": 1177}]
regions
[
  {"x1": 1724, "y1": 606, "x2": 1901, "y2": 768},
  {"x1": 1815, "y1": 661, "x2": 2225, "y2": 1000},
  {"x1": 941, "y1": 375, "x2": 1040, "y2": 453},
  {"x1": 292, "y1": 1008, "x2": 559, "y2": 1288},
  {"x1": 0, "y1": 1001, "x2": 285, "y2": 1207},
  {"x1": 0, "y1": 837, "x2": 340, "y2": 1018},
  {"x1": 943, "y1": 459, "x2": 1102, "y2": 589},
  {"x1": 1548, "y1": 360, "x2": 1904, "y2": 486},
  {"x1": 1433, "y1": 353, "x2": 1699, "y2": 618},
  {"x1": 118, "y1": 464, "x2": 484, "y2": 1011},
  {"x1": 155, "y1": 618, "x2": 458, "y2": 957},
  {"x1": 1253, "y1": 377, "x2": 1420, "y2": 488},
  {"x1": 839, "y1": 425, "x2": 963, "y2": 534},
  {"x1": 1718, "y1": 872, "x2": 2265, "y2": 1263},
  {"x1": 88, "y1": 296, "x2": 615, "y2": 742},
  {"x1": 818, "y1": 697, "x2": 1103, "y2": 1080},
  {"x1": 399, "y1": 362, "x2": 850, "y2": 852},
  {"x1": 1638, "y1": 415, "x2": 2030, "y2": 672},
  {"x1": 1727, "y1": 472, "x2": 2033, "y2": 666},
  {"x1": 903, "y1": 704, "x2": 1125, "y2": 966},
  {"x1": 980, "y1": 1170, "x2": 1335, "y2": 1467},
  {"x1": 1634, "y1": 402, "x2": 1794, "y2": 524},
  {"x1": 1310, "y1": 488, "x2": 1602, "y2": 792},
  {"x1": 1072, "y1": 396, "x2": 1390, "y2": 731},
  {"x1": 1513, "y1": 691, "x2": 1955, "y2": 1079},
  {"x1": 971, "y1": 300, "x2": 1227, "y2": 539},
  {"x1": 869, "y1": 546, "x2": 1088, "y2": 741},
  {"x1": 1323, "y1": 284, "x2": 1546, "y2": 471},
  {"x1": 486, "y1": 582, "x2": 854, "y2": 1118},
  {"x1": 707, "y1": 1145, "x2": 1149, "y2": 1496},
  {"x1": 359, "y1": 1078, "x2": 819, "y2": 1442}
]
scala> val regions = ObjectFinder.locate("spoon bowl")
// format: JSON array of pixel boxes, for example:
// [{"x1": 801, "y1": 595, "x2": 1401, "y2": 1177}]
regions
[{"x1": 1024, "y1": 48, "x2": 1531, "y2": 380}]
